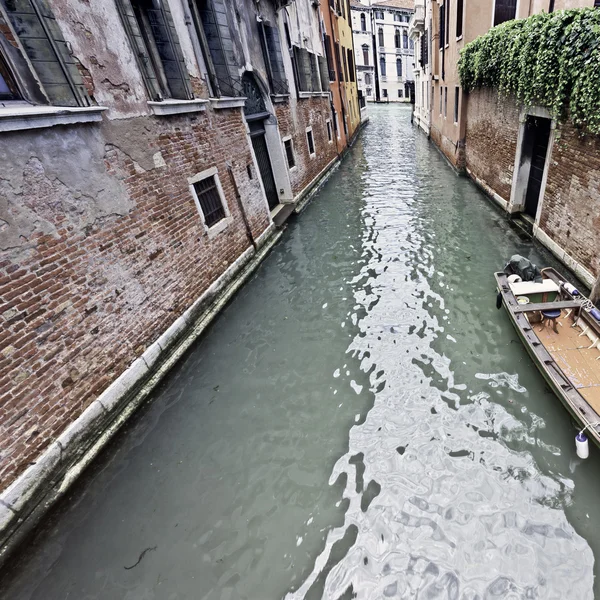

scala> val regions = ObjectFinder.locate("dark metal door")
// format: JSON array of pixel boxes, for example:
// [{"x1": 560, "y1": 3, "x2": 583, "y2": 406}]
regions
[
  {"x1": 249, "y1": 120, "x2": 279, "y2": 211},
  {"x1": 524, "y1": 117, "x2": 551, "y2": 219}
]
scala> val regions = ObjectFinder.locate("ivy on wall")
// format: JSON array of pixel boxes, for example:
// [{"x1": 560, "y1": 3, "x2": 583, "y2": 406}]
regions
[{"x1": 458, "y1": 8, "x2": 600, "y2": 135}]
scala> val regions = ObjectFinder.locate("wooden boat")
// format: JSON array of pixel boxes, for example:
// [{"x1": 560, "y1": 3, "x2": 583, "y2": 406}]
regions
[{"x1": 494, "y1": 266, "x2": 600, "y2": 447}]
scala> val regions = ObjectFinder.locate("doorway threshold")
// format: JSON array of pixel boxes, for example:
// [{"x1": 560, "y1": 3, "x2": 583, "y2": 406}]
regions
[{"x1": 272, "y1": 203, "x2": 295, "y2": 228}]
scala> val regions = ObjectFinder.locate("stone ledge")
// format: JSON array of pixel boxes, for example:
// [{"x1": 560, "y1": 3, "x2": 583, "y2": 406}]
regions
[
  {"x1": 0, "y1": 223, "x2": 281, "y2": 569},
  {"x1": 147, "y1": 99, "x2": 208, "y2": 116},
  {"x1": 0, "y1": 104, "x2": 107, "y2": 132},
  {"x1": 209, "y1": 97, "x2": 247, "y2": 110}
]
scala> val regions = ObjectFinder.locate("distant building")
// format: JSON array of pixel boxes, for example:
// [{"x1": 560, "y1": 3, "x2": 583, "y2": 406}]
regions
[
  {"x1": 408, "y1": 0, "x2": 431, "y2": 133},
  {"x1": 409, "y1": 0, "x2": 600, "y2": 297},
  {"x1": 351, "y1": 0, "x2": 415, "y2": 103},
  {"x1": 321, "y1": 0, "x2": 363, "y2": 145}
]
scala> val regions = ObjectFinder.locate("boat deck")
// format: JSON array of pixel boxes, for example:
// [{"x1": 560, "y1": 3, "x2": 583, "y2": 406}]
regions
[{"x1": 535, "y1": 313, "x2": 600, "y2": 412}]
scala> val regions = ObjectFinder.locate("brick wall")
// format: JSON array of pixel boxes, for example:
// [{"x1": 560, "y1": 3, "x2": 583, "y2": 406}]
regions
[
  {"x1": 275, "y1": 97, "x2": 338, "y2": 197},
  {"x1": 539, "y1": 123, "x2": 600, "y2": 277},
  {"x1": 463, "y1": 87, "x2": 600, "y2": 279},
  {"x1": 464, "y1": 88, "x2": 520, "y2": 202},
  {"x1": 0, "y1": 107, "x2": 271, "y2": 489}
]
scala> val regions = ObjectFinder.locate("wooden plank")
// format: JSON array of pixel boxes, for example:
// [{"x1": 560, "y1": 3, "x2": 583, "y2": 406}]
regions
[{"x1": 513, "y1": 301, "x2": 582, "y2": 313}]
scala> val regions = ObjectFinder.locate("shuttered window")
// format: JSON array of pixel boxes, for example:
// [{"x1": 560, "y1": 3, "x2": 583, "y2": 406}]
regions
[
  {"x1": 420, "y1": 30, "x2": 428, "y2": 67},
  {"x1": 259, "y1": 22, "x2": 288, "y2": 95},
  {"x1": 493, "y1": 0, "x2": 517, "y2": 26},
  {"x1": 324, "y1": 34, "x2": 336, "y2": 81},
  {"x1": 318, "y1": 55, "x2": 329, "y2": 91},
  {"x1": 1, "y1": 0, "x2": 89, "y2": 106},
  {"x1": 439, "y1": 4, "x2": 445, "y2": 48},
  {"x1": 188, "y1": 0, "x2": 240, "y2": 97},
  {"x1": 310, "y1": 52, "x2": 321, "y2": 91},
  {"x1": 347, "y1": 49, "x2": 355, "y2": 82},
  {"x1": 294, "y1": 46, "x2": 312, "y2": 92},
  {"x1": 334, "y1": 42, "x2": 343, "y2": 82},
  {"x1": 115, "y1": 0, "x2": 192, "y2": 101}
]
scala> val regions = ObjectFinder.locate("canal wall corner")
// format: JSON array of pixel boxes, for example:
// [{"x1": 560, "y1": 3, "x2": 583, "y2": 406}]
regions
[{"x1": 0, "y1": 224, "x2": 283, "y2": 568}]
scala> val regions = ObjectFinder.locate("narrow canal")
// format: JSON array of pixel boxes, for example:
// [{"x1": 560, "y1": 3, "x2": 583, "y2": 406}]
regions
[{"x1": 2, "y1": 105, "x2": 599, "y2": 599}]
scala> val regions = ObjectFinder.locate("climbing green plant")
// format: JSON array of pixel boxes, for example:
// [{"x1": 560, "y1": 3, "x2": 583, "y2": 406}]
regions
[{"x1": 458, "y1": 8, "x2": 600, "y2": 134}]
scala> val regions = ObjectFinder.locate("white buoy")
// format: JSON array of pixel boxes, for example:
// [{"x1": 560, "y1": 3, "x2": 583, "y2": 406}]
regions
[{"x1": 576, "y1": 432, "x2": 590, "y2": 459}]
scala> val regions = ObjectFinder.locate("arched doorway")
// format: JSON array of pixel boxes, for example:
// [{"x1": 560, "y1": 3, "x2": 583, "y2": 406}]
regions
[{"x1": 243, "y1": 73, "x2": 279, "y2": 211}]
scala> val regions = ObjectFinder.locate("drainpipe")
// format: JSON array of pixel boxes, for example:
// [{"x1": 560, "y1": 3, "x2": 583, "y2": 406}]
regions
[{"x1": 226, "y1": 163, "x2": 257, "y2": 252}]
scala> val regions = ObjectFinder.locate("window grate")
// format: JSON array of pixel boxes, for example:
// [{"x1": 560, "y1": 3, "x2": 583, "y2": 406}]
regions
[{"x1": 193, "y1": 176, "x2": 226, "y2": 227}]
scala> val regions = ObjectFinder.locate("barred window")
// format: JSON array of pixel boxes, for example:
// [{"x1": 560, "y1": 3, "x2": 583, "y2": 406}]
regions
[{"x1": 191, "y1": 172, "x2": 228, "y2": 228}]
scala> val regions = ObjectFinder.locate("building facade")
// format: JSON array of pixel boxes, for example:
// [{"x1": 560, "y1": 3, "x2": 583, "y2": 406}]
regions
[
  {"x1": 0, "y1": 0, "x2": 361, "y2": 551},
  {"x1": 351, "y1": 0, "x2": 415, "y2": 103},
  {"x1": 321, "y1": 0, "x2": 362, "y2": 146},
  {"x1": 409, "y1": 0, "x2": 600, "y2": 291},
  {"x1": 408, "y1": 0, "x2": 431, "y2": 133}
]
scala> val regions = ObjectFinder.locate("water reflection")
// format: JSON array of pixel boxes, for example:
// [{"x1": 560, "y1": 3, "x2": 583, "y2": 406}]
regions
[{"x1": 287, "y1": 106, "x2": 593, "y2": 599}]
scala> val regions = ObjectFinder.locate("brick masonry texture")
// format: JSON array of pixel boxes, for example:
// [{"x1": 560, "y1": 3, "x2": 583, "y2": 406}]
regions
[
  {"x1": 540, "y1": 123, "x2": 600, "y2": 277},
  {"x1": 463, "y1": 87, "x2": 600, "y2": 279},
  {"x1": 0, "y1": 107, "x2": 275, "y2": 489},
  {"x1": 276, "y1": 97, "x2": 339, "y2": 196},
  {"x1": 464, "y1": 88, "x2": 520, "y2": 201}
]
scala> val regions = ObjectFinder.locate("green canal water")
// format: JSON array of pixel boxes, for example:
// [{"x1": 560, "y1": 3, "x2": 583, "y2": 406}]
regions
[{"x1": 1, "y1": 105, "x2": 597, "y2": 599}]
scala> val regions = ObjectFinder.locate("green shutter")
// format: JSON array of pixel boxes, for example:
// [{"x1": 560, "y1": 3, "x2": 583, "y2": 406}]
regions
[
  {"x1": 2, "y1": 0, "x2": 89, "y2": 106},
  {"x1": 294, "y1": 47, "x2": 311, "y2": 92}
]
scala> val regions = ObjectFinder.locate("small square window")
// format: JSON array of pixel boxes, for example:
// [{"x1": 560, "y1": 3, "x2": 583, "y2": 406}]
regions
[
  {"x1": 306, "y1": 128, "x2": 315, "y2": 156},
  {"x1": 192, "y1": 173, "x2": 227, "y2": 228},
  {"x1": 284, "y1": 138, "x2": 295, "y2": 169},
  {"x1": 382, "y1": 88, "x2": 388, "y2": 97},
  {"x1": 326, "y1": 119, "x2": 332, "y2": 142}
]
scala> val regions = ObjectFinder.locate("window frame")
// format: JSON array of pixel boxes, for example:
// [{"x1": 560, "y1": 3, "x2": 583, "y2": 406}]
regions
[
  {"x1": 0, "y1": 0, "x2": 91, "y2": 107},
  {"x1": 188, "y1": 167, "x2": 232, "y2": 237},
  {"x1": 456, "y1": 0, "x2": 464, "y2": 38},
  {"x1": 362, "y1": 44, "x2": 369, "y2": 66},
  {"x1": 454, "y1": 86, "x2": 459, "y2": 124},
  {"x1": 360, "y1": 12, "x2": 366, "y2": 31},
  {"x1": 306, "y1": 126, "x2": 316, "y2": 157},
  {"x1": 492, "y1": 0, "x2": 518, "y2": 27},
  {"x1": 379, "y1": 54, "x2": 386, "y2": 77},
  {"x1": 444, "y1": 86, "x2": 448, "y2": 118},
  {"x1": 282, "y1": 135, "x2": 296, "y2": 170},
  {"x1": 378, "y1": 27, "x2": 384, "y2": 47},
  {"x1": 0, "y1": 49, "x2": 20, "y2": 101},
  {"x1": 326, "y1": 118, "x2": 333, "y2": 143},
  {"x1": 396, "y1": 57, "x2": 402, "y2": 77},
  {"x1": 116, "y1": 0, "x2": 193, "y2": 102}
]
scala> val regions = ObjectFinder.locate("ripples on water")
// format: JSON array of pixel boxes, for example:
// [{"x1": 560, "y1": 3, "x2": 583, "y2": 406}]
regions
[
  {"x1": 287, "y1": 107, "x2": 594, "y2": 599},
  {"x1": 0, "y1": 105, "x2": 596, "y2": 600}
]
